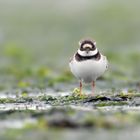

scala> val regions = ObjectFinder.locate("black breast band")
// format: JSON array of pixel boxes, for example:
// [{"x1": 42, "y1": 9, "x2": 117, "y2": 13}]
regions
[{"x1": 75, "y1": 52, "x2": 101, "y2": 62}]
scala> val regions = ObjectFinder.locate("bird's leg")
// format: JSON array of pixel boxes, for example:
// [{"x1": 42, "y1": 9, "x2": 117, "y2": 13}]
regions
[
  {"x1": 91, "y1": 81, "x2": 95, "y2": 96},
  {"x1": 79, "y1": 81, "x2": 82, "y2": 95}
]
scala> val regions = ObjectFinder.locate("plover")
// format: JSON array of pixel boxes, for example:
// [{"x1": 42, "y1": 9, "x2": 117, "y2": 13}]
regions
[{"x1": 69, "y1": 38, "x2": 108, "y2": 95}]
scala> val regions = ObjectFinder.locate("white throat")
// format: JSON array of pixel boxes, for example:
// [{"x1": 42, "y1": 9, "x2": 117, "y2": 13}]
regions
[{"x1": 78, "y1": 48, "x2": 98, "y2": 57}]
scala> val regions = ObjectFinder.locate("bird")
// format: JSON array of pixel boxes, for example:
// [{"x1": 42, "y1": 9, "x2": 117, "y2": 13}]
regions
[{"x1": 69, "y1": 38, "x2": 108, "y2": 95}]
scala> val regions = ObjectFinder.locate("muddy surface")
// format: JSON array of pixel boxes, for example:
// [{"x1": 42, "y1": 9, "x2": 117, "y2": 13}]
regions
[{"x1": 0, "y1": 85, "x2": 140, "y2": 140}]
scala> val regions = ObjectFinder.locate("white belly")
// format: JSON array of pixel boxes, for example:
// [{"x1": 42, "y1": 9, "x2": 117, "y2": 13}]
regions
[{"x1": 69, "y1": 55, "x2": 108, "y2": 83}]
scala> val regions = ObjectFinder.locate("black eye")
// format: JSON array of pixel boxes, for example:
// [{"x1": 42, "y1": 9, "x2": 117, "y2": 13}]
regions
[
  {"x1": 80, "y1": 46, "x2": 85, "y2": 51},
  {"x1": 91, "y1": 44, "x2": 96, "y2": 50}
]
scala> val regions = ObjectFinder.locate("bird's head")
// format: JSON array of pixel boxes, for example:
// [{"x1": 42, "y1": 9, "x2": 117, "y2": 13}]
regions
[{"x1": 78, "y1": 39, "x2": 98, "y2": 57}]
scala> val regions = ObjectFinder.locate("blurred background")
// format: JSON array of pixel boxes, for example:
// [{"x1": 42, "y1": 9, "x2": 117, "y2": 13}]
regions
[
  {"x1": 0, "y1": 0, "x2": 140, "y2": 90},
  {"x1": 0, "y1": 0, "x2": 140, "y2": 139}
]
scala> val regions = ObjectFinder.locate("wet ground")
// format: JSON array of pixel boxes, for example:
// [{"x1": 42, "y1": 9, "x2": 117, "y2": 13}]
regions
[{"x1": 0, "y1": 79, "x2": 140, "y2": 140}]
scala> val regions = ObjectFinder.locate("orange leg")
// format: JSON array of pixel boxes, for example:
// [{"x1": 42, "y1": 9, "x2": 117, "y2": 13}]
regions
[
  {"x1": 79, "y1": 81, "x2": 82, "y2": 95},
  {"x1": 91, "y1": 81, "x2": 95, "y2": 95}
]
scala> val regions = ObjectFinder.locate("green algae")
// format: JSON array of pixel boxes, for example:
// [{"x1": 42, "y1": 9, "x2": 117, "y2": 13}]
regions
[{"x1": 0, "y1": 91, "x2": 139, "y2": 107}]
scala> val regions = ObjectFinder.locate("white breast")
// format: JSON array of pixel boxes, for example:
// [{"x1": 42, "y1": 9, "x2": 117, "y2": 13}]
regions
[{"x1": 69, "y1": 54, "x2": 108, "y2": 83}]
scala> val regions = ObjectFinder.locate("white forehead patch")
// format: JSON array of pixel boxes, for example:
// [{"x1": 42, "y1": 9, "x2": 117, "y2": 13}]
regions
[{"x1": 83, "y1": 44, "x2": 92, "y2": 49}]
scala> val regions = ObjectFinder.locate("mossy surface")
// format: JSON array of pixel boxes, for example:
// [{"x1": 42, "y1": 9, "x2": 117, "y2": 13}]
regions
[{"x1": 1, "y1": 91, "x2": 140, "y2": 106}]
